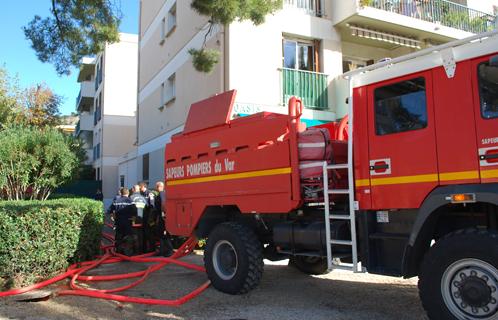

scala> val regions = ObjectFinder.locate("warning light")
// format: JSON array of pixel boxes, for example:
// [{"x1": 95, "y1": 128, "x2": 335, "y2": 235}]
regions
[{"x1": 447, "y1": 193, "x2": 476, "y2": 204}]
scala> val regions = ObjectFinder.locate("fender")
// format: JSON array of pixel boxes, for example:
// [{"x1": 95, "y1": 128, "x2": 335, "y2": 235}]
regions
[{"x1": 402, "y1": 183, "x2": 498, "y2": 277}]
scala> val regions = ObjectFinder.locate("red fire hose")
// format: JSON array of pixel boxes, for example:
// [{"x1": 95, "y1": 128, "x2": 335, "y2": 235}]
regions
[{"x1": 0, "y1": 225, "x2": 211, "y2": 306}]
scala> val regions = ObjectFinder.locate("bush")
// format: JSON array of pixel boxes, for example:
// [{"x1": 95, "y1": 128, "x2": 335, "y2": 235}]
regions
[
  {"x1": 0, "y1": 198, "x2": 103, "y2": 289},
  {"x1": 48, "y1": 193, "x2": 87, "y2": 200},
  {"x1": 0, "y1": 125, "x2": 80, "y2": 201}
]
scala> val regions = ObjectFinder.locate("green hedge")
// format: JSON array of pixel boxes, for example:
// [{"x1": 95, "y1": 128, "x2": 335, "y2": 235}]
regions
[{"x1": 0, "y1": 199, "x2": 103, "y2": 290}]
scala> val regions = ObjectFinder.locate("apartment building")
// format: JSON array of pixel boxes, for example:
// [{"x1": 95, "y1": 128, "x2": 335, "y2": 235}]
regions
[
  {"x1": 75, "y1": 33, "x2": 138, "y2": 206},
  {"x1": 119, "y1": 0, "x2": 497, "y2": 188}
]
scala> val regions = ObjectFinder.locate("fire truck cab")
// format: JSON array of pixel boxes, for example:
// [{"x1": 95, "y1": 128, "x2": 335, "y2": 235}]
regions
[{"x1": 165, "y1": 31, "x2": 498, "y2": 319}]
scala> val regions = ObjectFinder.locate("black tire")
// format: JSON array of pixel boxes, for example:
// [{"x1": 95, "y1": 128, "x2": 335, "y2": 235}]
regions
[
  {"x1": 289, "y1": 256, "x2": 329, "y2": 275},
  {"x1": 419, "y1": 228, "x2": 498, "y2": 320},
  {"x1": 204, "y1": 222, "x2": 263, "y2": 294}
]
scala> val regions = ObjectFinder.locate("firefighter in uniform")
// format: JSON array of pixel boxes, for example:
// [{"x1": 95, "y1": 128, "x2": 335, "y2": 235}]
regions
[
  {"x1": 138, "y1": 182, "x2": 156, "y2": 253},
  {"x1": 109, "y1": 188, "x2": 136, "y2": 255},
  {"x1": 130, "y1": 184, "x2": 147, "y2": 254},
  {"x1": 153, "y1": 181, "x2": 174, "y2": 256}
]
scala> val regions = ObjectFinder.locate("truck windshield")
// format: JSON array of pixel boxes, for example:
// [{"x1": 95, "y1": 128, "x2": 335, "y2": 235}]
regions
[{"x1": 478, "y1": 61, "x2": 498, "y2": 119}]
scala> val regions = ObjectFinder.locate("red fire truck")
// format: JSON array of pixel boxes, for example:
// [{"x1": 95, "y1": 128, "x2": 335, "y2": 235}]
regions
[{"x1": 164, "y1": 31, "x2": 498, "y2": 319}]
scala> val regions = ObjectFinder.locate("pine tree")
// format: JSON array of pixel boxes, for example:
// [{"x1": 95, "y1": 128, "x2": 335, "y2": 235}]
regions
[
  {"x1": 190, "y1": 0, "x2": 282, "y2": 73},
  {"x1": 24, "y1": 1, "x2": 282, "y2": 75},
  {"x1": 23, "y1": 0, "x2": 122, "y2": 75}
]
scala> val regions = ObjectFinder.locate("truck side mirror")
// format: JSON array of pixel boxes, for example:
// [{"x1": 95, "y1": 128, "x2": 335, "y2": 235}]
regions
[{"x1": 490, "y1": 55, "x2": 498, "y2": 67}]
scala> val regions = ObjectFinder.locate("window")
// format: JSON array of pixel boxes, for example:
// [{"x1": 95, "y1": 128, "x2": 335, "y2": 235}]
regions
[
  {"x1": 96, "y1": 167, "x2": 100, "y2": 181},
  {"x1": 94, "y1": 56, "x2": 103, "y2": 90},
  {"x1": 343, "y1": 57, "x2": 374, "y2": 73},
  {"x1": 161, "y1": 17, "x2": 166, "y2": 41},
  {"x1": 374, "y1": 77, "x2": 428, "y2": 135},
  {"x1": 283, "y1": 39, "x2": 315, "y2": 71},
  {"x1": 142, "y1": 153, "x2": 149, "y2": 181},
  {"x1": 161, "y1": 2, "x2": 176, "y2": 42},
  {"x1": 120, "y1": 175, "x2": 125, "y2": 188},
  {"x1": 167, "y1": 4, "x2": 177, "y2": 35},
  {"x1": 93, "y1": 143, "x2": 101, "y2": 160},
  {"x1": 94, "y1": 93, "x2": 102, "y2": 124},
  {"x1": 478, "y1": 61, "x2": 498, "y2": 119},
  {"x1": 161, "y1": 74, "x2": 176, "y2": 107}
]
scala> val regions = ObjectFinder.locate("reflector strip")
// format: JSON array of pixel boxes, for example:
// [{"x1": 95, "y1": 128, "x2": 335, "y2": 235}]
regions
[
  {"x1": 355, "y1": 179, "x2": 370, "y2": 187},
  {"x1": 167, "y1": 167, "x2": 292, "y2": 186},
  {"x1": 439, "y1": 171, "x2": 479, "y2": 181},
  {"x1": 370, "y1": 174, "x2": 438, "y2": 186},
  {"x1": 481, "y1": 169, "x2": 498, "y2": 179}
]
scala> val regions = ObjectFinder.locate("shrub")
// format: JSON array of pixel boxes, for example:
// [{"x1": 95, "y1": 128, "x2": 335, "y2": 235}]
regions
[
  {"x1": 0, "y1": 125, "x2": 80, "y2": 201},
  {"x1": 0, "y1": 198, "x2": 103, "y2": 289}
]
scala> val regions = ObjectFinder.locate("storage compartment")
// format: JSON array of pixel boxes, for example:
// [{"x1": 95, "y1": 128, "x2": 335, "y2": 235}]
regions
[{"x1": 273, "y1": 221, "x2": 350, "y2": 253}]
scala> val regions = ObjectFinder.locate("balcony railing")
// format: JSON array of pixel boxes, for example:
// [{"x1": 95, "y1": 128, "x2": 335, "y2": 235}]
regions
[
  {"x1": 284, "y1": 0, "x2": 322, "y2": 16},
  {"x1": 280, "y1": 68, "x2": 329, "y2": 110},
  {"x1": 75, "y1": 120, "x2": 81, "y2": 136},
  {"x1": 361, "y1": 0, "x2": 497, "y2": 34}
]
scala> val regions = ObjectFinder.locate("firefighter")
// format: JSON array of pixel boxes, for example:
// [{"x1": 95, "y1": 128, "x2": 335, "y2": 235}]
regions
[
  {"x1": 153, "y1": 181, "x2": 173, "y2": 257},
  {"x1": 130, "y1": 184, "x2": 147, "y2": 254},
  {"x1": 109, "y1": 188, "x2": 136, "y2": 255},
  {"x1": 137, "y1": 182, "x2": 156, "y2": 253}
]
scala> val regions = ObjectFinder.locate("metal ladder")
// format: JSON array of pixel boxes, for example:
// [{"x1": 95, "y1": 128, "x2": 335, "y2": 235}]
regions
[{"x1": 322, "y1": 161, "x2": 363, "y2": 272}]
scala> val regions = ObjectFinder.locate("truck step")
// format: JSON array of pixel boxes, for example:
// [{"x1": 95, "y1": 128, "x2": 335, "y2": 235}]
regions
[
  {"x1": 330, "y1": 214, "x2": 351, "y2": 220},
  {"x1": 327, "y1": 164, "x2": 349, "y2": 170},
  {"x1": 278, "y1": 250, "x2": 351, "y2": 260},
  {"x1": 328, "y1": 189, "x2": 350, "y2": 195},
  {"x1": 330, "y1": 239, "x2": 352, "y2": 246}
]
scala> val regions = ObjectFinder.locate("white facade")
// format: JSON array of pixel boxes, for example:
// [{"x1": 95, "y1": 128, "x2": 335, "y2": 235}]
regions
[{"x1": 75, "y1": 33, "x2": 138, "y2": 207}]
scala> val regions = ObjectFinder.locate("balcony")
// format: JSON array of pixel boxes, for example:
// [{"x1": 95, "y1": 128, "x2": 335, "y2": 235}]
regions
[
  {"x1": 76, "y1": 81, "x2": 95, "y2": 112},
  {"x1": 283, "y1": 0, "x2": 323, "y2": 16},
  {"x1": 280, "y1": 68, "x2": 329, "y2": 110},
  {"x1": 75, "y1": 113, "x2": 94, "y2": 136},
  {"x1": 333, "y1": 0, "x2": 497, "y2": 48},
  {"x1": 362, "y1": 0, "x2": 496, "y2": 34}
]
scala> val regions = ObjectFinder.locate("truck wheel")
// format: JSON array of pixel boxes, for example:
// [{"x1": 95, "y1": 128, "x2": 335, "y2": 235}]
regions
[
  {"x1": 289, "y1": 256, "x2": 329, "y2": 275},
  {"x1": 419, "y1": 228, "x2": 498, "y2": 320},
  {"x1": 204, "y1": 222, "x2": 263, "y2": 294}
]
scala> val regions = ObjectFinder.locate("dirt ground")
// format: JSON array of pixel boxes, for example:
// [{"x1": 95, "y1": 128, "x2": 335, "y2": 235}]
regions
[{"x1": 0, "y1": 253, "x2": 428, "y2": 320}]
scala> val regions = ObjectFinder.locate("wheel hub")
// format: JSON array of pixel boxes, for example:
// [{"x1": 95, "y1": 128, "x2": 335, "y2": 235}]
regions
[
  {"x1": 458, "y1": 276, "x2": 492, "y2": 308},
  {"x1": 442, "y1": 259, "x2": 498, "y2": 319},
  {"x1": 212, "y1": 240, "x2": 238, "y2": 281}
]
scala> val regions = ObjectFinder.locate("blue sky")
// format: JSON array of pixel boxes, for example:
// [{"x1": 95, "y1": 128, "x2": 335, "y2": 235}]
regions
[{"x1": 0, "y1": 1, "x2": 139, "y2": 115}]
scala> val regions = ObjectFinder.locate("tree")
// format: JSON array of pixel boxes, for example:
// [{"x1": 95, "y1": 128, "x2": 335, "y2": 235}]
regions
[
  {"x1": 0, "y1": 67, "x2": 23, "y2": 126},
  {"x1": 189, "y1": 0, "x2": 282, "y2": 73},
  {"x1": 0, "y1": 67, "x2": 62, "y2": 128},
  {"x1": 25, "y1": 1, "x2": 281, "y2": 74},
  {"x1": 0, "y1": 126, "x2": 79, "y2": 201},
  {"x1": 22, "y1": 84, "x2": 62, "y2": 127},
  {"x1": 23, "y1": 0, "x2": 122, "y2": 75}
]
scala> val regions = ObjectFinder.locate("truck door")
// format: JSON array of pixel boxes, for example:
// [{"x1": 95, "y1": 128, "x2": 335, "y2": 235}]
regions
[
  {"x1": 367, "y1": 71, "x2": 438, "y2": 209},
  {"x1": 472, "y1": 54, "x2": 498, "y2": 183}
]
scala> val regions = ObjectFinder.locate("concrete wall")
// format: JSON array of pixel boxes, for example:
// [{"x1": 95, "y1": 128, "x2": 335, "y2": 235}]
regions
[
  {"x1": 467, "y1": 0, "x2": 498, "y2": 14},
  {"x1": 102, "y1": 165, "x2": 119, "y2": 209},
  {"x1": 91, "y1": 33, "x2": 139, "y2": 203},
  {"x1": 140, "y1": 0, "x2": 166, "y2": 37},
  {"x1": 227, "y1": 9, "x2": 342, "y2": 113},
  {"x1": 149, "y1": 147, "x2": 165, "y2": 185},
  {"x1": 118, "y1": 152, "x2": 138, "y2": 190},
  {"x1": 138, "y1": 35, "x2": 224, "y2": 145},
  {"x1": 103, "y1": 34, "x2": 138, "y2": 117},
  {"x1": 139, "y1": 0, "x2": 211, "y2": 90},
  {"x1": 101, "y1": 118, "x2": 136, "y2": 157}
]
